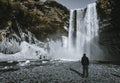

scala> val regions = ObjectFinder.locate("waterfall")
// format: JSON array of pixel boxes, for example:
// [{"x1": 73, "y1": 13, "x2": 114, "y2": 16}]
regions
[
  {"x1": 47, "y1": 3, "x2": 104, "y2": 61},
  {"x1": 68, "y1": 3, "x2": 104, "y2": 60}
]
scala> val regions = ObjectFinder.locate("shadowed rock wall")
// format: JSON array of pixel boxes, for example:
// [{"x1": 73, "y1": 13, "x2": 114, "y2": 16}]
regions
[{"x1": 97, "y1": 0, "x2": 120, "y2": 60}]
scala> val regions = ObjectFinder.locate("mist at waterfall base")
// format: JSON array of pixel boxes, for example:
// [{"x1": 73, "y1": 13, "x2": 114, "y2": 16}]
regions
[{"x1": 0, "y1": 3, "x2": 105, "y2": 61}]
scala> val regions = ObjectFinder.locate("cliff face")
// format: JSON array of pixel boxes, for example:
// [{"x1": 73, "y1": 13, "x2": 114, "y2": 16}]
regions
[
  {"x1": 97, "y1": 0, "x2": 120, "y2": 60},
  {"x1": 0, "y1": 0, "x2": 69, "y2": 41}
]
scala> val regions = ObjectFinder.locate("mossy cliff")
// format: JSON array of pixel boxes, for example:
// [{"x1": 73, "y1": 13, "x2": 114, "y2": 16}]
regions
[{"x1": 0, "y1": 0, "x2": 69, "y2": 41}]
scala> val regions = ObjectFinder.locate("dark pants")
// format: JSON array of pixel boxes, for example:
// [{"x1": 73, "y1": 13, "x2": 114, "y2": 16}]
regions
[{"x1": 82, "y1": 65, "x2": 88, "y2": 78}]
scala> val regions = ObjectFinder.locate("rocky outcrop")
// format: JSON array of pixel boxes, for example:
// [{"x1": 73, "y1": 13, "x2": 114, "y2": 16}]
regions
[
  {"x1": 97, "y1": 0, "x2": 120, "y2": 60},
  {"x1": 0, "y1": 0, "x2": 69, "y2": 41}
]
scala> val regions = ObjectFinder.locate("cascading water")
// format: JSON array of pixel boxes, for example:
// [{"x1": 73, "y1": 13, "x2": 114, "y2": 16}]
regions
[
  {"x1": 48, "y1": 3, "x2": 104, "y2": 61},
  {"x1": 67, "y1": 3, "x2": 104, "y2": 60}
]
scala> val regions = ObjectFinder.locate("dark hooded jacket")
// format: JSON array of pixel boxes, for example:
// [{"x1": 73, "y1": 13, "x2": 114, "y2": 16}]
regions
[{"x1": 81, "y1": 55, "x2": 89, "y2": 66}]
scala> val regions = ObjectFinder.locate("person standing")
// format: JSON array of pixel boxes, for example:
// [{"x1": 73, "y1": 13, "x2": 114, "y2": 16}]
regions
[{"x1": 81, "y1": 53, "x2": 89, "y2": 78}]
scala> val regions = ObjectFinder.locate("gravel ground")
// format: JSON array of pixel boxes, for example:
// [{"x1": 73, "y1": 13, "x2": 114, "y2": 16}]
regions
[{"x1": 0, "y1": 61, "x2": 120, "y2": 83}]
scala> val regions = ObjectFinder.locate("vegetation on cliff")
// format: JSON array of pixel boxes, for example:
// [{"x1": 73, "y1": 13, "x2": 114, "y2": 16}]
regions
[
  {"x1": 97, "y1": 0, "x2": 120, "y2": 30},
  {"x1": 0, "y1": 0, "x2": 69, "y2": 41}
]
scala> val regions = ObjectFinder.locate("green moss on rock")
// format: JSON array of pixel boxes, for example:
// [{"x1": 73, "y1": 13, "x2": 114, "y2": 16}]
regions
[{"x1": 0, "y1": 0, "x2": 69, "y2": 41}]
